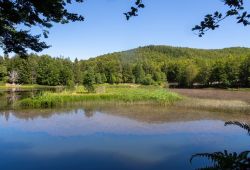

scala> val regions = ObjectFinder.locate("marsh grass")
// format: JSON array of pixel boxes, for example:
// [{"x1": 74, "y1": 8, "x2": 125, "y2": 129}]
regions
[
  {"x1": 17, "y1": 85, "x2": 182, "y2": 108},
  {"x1": 14, "y1": 85, "x2": 250, "y2": 112},
  {"x1": 0, "y1": 84, "x2": 63, "y2": 90},
  {"x1": 228, "y1": 88, "x2": 250, "y2": 92},
  {"x1": 171, "y1": 88, "x2": 250, "y2": 103},
  {"x1": 175, "y1": 98, "x2": 250, "y2": 113}
]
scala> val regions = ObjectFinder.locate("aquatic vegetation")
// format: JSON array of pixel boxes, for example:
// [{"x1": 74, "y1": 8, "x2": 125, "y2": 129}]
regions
[
  {"x1": 171, "y1": 88, "x2": 250, "y2": 103},
  {"x1": 17, "y1": 85, "x2": 182, "y2": 108},
  {"x1": 175, "y1": 98, "x2": 250, "y2": 113},
  {"x1": 0, "y1": 84, "x2": 62, "y2": 90}
]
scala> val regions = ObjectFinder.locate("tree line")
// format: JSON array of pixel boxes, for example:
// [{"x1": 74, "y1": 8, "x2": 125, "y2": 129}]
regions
[{"x1": 0, "y1": 46, "x2": 249, "y2": 88}]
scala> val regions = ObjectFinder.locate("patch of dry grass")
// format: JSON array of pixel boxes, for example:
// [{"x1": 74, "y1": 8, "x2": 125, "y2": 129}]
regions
[
  {"x1": 175, "y1": 98, "x2": 250, "y2": 113},
  {"x1": 171, "y1": 88, "x2": 250, "y2": 103}
]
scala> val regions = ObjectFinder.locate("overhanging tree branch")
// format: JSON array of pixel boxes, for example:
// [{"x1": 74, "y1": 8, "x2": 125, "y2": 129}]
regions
[{"x1": 193, "y1": 0, "x2": 250, "y2": 37}]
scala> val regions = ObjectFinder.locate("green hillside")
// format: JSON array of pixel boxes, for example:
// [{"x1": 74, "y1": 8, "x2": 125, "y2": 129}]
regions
[
  {"x1": 81, "y1": 45, "x2": 250, "y2": 87},
  {"x1": 91, "y1": 45, "x2": 250, "y2": 62},
  {"x1": 0, "y1": 45, "x2": 250, "y2": 88}
]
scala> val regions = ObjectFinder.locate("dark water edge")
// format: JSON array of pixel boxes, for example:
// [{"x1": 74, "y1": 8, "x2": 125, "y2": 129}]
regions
[
  {"x1": 0, "y1": 87, "x2": 64, "y2": 110},
  {"x1": 0, "y1": 104, "x2": 250, "y2": 170}
]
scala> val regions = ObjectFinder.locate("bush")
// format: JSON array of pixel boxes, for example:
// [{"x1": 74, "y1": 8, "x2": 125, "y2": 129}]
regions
[
  {"x1": 66, "y1": 80, "x2": 75, "y2": 90},
  {"x1": 142, "y1": 74, "x2": 155, "y2": 85},
  {"x1": 83, "y1": 68, "x2": 96, "y2": 93}
]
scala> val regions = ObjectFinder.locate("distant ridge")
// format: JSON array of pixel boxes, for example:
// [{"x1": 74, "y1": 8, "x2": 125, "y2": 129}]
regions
[{"x1": 87, "y1": 45, "x2": 250, "y2": 63}]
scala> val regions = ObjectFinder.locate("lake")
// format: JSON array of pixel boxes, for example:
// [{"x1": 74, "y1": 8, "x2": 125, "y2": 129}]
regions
[
  {"x1": 0, "y1": 89, "x2": 249, "y2": 170},
  {"x1": 0, "y1": 87, "x2": 64, "y2": 109}
]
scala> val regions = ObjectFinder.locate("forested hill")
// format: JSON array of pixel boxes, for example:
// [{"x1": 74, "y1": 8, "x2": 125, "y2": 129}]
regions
[
  {"x1": 0, "y1": 45, "x2": 249, "y2": 88},
  {"x1": 89, "y1": 45, "x2": 250, "y2": 63}
]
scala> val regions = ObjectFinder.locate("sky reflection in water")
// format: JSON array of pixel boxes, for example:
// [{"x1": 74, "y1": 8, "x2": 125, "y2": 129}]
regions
[{"x1": 0, "y1": 106, "x2": 249, "y2": 170}]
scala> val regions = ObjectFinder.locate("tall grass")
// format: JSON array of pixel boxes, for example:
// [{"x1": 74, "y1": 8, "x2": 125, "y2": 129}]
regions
[
  {"x1": 17, "y1": 85, "x2": 182, "y2": 108},
  {"x1": 174, "y1": 98, "x2": 250, "y2": 113},
  {"x1": 0, "y1": 84, "x2": 63, "y2": 90}
]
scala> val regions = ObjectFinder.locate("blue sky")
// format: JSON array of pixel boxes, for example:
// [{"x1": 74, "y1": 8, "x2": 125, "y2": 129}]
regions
[{"x1": 3, "y1": 0, "x2": 250, "y2": 60}]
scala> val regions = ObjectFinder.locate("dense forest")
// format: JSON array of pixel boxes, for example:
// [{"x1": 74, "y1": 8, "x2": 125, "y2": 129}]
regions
[{"x1": 0, "y1": 45, "x2": 249, "y2": 88}]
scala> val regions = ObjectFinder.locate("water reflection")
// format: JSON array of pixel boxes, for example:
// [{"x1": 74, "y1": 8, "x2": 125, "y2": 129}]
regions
[
  {"x1": 191, "y1": 121, "x2": 250, "y2": 170},
  {"x1": 0, "y1": 87, "x2": 64, "y2": 109},
  {"x1": 1, "y1": 104, "x2": 250, "y2": 122},
  {"x1": 0, "y1": 106, "x2": 250, "y2": 170}
]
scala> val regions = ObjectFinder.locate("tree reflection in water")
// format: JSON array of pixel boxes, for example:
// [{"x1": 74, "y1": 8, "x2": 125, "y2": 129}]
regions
[
  {"x1": 7, "y1": 88, "x2": 18, "y2": 105},
  {"x1": 84, "y1": 108, "x2": 95, "y2": 118},
  {"x1": 191, "y1": 121, "x2": 250, "y2": 170}
]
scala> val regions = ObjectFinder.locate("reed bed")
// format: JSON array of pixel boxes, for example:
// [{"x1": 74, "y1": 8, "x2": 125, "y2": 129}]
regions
[
  {"x1": 171, "y1": 88, "x2": 250, "y2": 103},
  {"x1": 175, "y1": 98, "x2": 250, "y2": 113},
  {"x1": 17, "y1": 85, "x2": 182, "y2": 108}
]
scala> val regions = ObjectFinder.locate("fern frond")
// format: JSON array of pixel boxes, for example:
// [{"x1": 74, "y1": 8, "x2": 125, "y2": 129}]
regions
[
  {"x1": 225, "y1": 121, "x2": 250, "y2": 135},
  {"x1": 191, "y1": 150, "x2": 250, "y2": 170}
]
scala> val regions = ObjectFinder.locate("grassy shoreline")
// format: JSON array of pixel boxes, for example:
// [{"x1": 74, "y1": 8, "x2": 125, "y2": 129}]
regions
[
  {"x1": 1, "y1": 84, "x2": 249, "y2": 112},
  {"x1": 0, "y1": 84, "x2": 63, "y2": 90},
  {"x1": 17, "y1": 85, "x2": 182, "y2": 108},
  {"x1": 1, "y1": 83, "x2": 249, "y2": 91},
  {"x1": 174, "y1": 98, "x2": 250, "y2": 113}
]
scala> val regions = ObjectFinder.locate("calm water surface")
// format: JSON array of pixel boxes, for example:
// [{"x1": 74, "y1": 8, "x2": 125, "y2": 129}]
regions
[{"x1": 0, "y1": 90, "x2": 249, "y2": 170}]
